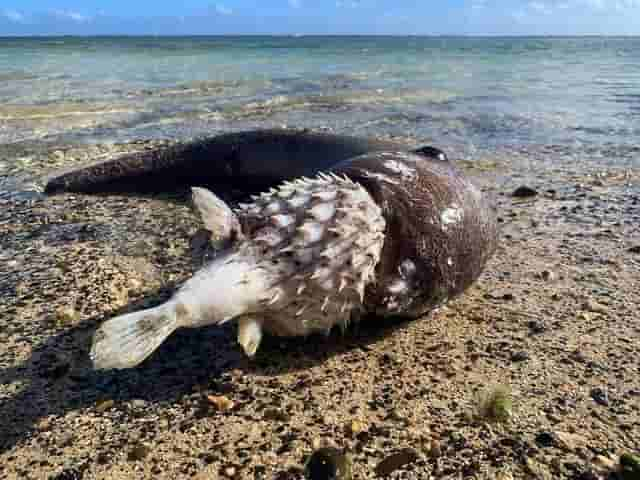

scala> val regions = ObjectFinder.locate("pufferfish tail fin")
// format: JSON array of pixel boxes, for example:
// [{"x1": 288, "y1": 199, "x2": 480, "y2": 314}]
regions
[{"x1": 90, "y1": 303, "x2": 179, "y2": 370}]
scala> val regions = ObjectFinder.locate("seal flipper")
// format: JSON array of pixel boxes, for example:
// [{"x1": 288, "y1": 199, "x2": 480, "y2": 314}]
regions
[{"x1": 191, "y1": 187, "x2": 244, "y2": 248}]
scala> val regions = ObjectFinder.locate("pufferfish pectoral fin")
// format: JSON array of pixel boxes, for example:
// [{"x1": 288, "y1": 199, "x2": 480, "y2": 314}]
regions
[{"x1": 191, "y1": 187, "x2": 244, "y2": 248}]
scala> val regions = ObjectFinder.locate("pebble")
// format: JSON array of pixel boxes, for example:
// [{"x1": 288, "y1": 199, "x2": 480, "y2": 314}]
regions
[
  {"x1": 582, "y1": 300, "x2": 608, "y2": 314},
  {"x1": 374, "y1": 448, "x2": 419, "y2": 477},
  {"x1": 553, "y1": 431, "x2": 588, "y2": 451},
  {"x1": 206, "y1": 395, "x2": 235, "y2": 412},
  {"x1": 512, "y1": 186, "x2": 538, "y2": 198},
  {"x1": 346, "y1": 420, "x2": 366, "y2": 436},
  {"x1": 262, "y1": 408, "x2": 291, "y2": 422},
  {"x1": 511, "y1": 351, "x2": 530, "y2": 362},
  {"x1": 592, "y1": 455, "x2": 617, "y2": 471},
  {"x1": 590, "y1": 387, "x2": 610, "y2": 406},
  {"x1": 527, "y1": 320, "x2": 547, "y2": 334},
  {"x1": 54, "y1": 305, "x2": 80, "y2": 324},
  {"x1": 130, "y1": 399, "x2": 147, "y2": 409},
  {"x1": 539, "y1": 270, "x2": 556, "y2": 281},
  {"x1": 96, "y1": 399, "x2": 115, "y2": 413},
  {"x1": 305, "y1": 448, "x2": 351, "y2": 480},
  {"x1": 627, "y1": 245, "x2": 640, "y2": 254},
  {"x1": 535, "y1": 432, "x2": 556, "y2": 448},
  {"x1": 127, "y1": 443, "x2": 151, "y2": 461}
]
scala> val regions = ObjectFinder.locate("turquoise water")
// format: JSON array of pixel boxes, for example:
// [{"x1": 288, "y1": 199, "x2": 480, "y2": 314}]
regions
[{"x1": 1, "y1": 36, "x2": 639, "y2": 161}]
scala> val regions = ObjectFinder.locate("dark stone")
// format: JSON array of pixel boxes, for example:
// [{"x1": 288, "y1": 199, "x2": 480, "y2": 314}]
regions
[
  {"x1": 535, "y1": 432, "x2": 557, "y2": 448},
  {"x1": 628, "y1": 245, "x2": 640, "y2": 254},
  {"x1": 511, "y1": 351, "x2": 530, "y2": 362},
  {"x1": 127, "y1": 444, "x2": 151, "y2": 461},
  {"x1": 512, "y1": 186, "x2": 538, "y2": 198},
  {"x1": 590, "y1": 387, "x2": 610, "y2": 407},
  {"x1": 305, "y1": 448, "x2": 350, "y2": 480},
  {"x1": 527, "y1": 320, "x2": 547, "y2": 334},
  {"x1": 374, "y1": 448, "x2": 419, "y2": 477}
]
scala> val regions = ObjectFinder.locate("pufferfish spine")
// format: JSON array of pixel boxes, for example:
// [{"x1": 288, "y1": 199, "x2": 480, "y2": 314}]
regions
[
  {"x1": 235, "y1": 173, "x2": 386, "y2": 341},
  {"x1": 90, "y1": 173, "x2": 386, "y2": 369}
]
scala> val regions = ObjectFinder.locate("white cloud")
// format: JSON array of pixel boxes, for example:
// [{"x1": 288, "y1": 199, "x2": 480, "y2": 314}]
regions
[
  {"x1": 289, "y1": 0, "x2": 302, "y2": 8},
  {"x1": 3, "y1": 9, "x2": 25, "y2": 22},
  {"x1": 336, "y1": 0, "x2": 362, "y2": 7},
  {"x1": 51, "y1": 10, "x2": 91, "y2": 22},
  {"x1": 529, "y1": 1, "x2": 553, "y2": 14},
  {"x1": 215, "y1": 4, "x2": 233, "y2": 15}
]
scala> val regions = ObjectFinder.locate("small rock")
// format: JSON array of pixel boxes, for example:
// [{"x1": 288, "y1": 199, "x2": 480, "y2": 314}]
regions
[
  {"x1": 524, "y1": 458, "x2": 551, "y2": 478},
  {"x1": 426, "y1": 440, "x2": 442, "y2": 458},
  {"x1": 554, "y1": 431, "x2": 588, "y2": 451},
  {"x1": 57, "y1": 432, "x2": 75, "y2": 448},
  {"x1": 535, "y1": 432, "x2": 557, "y2": 448},
  {"x1": 496, "y1": 471, "x2": 514, "y2": 480},
  {"x1": 592, "y1": 455, "x2": 617, "y2": 471},
  {"x1": 95, "y1": 399, "x2": 115, "y2": 413},
  {"x1": 206, "y1": 395, "x2": 234, "y2": 412},
  {"x1": 539, "y1": 270, "x2": 556, "y2": 282},
  {"x1": 346, "y1": 420, "x2": 366, "y2": 436},
  {"x1": 130, "y1": 399, "x2": 147, "y2": 409},
  {"x1": 54, "y1": 306, "x2": 80, "y2": 324},
  {"x1": 527, "y1": 320, "x2": 547, "y2": 334},
  {"x1": 512, "y1": 186, "x2": 538, "y2": 198},
  {"x1": 374, "y1": 448, "x2": 419, "y2": 477},
  {"x1": 590, "y1": 387, "x2": 610, "y2": 406},
  {"x1": 127, "y1": 443, "x2": 150, "y2": 461},
  {"x1": 263, "y1": 408, "x2": 291, "y2": 422},
  {"x1": 511, "y1": 351, "x2": 530, "y2": 362},
  {"x1": 627, "y1": 246, "x2": 640, "y2": 254},
  {"x1": 305, "y1": 448, "x2": 351, "y2": 480},
  {"x1": 223, "y1": 466, "x2": 237, "y2": 477},
  {"x1": 582, "y1": 300, "x2": 608, "y2": 314}
]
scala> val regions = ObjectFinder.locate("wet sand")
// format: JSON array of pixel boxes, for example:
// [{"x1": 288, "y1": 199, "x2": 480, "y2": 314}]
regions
[{"x1": 1, "y1": 136, "x2": 639, "y2": 479}]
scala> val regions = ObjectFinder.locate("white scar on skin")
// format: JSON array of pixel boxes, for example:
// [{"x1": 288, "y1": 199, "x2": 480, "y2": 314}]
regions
[
  {"x1": 363, "y1": 171, "x2": 400, "y2": 185},
  {"x1": 441, "y1": 203, "x2": 463, "y2": 229},
  {"x1": 383, "y1": 159, "x2": 415, "y2": 178}
]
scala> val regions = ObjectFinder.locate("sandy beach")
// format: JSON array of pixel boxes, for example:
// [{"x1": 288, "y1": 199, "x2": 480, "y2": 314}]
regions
[{"x1": 1, "y1": 133, "x2": 638, "y2": 479}]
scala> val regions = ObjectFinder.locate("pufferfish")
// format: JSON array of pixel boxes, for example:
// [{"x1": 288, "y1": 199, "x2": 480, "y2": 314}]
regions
[
  {"x1": 43, "y1": 129, "x2": 498, "y2": 370},
  {"x1": 91, "y1": 173, "x2": 386, "y2": 369}
]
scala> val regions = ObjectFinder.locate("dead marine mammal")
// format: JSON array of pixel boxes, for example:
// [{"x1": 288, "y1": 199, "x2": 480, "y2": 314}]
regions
[{"x1": 44, "y1": 129, "x2": 498, "y2": 369}]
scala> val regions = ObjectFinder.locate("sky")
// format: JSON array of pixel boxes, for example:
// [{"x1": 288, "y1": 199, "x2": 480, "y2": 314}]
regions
[{"x1": 0, "y1": 1, "x2": 639, "y2": 36}]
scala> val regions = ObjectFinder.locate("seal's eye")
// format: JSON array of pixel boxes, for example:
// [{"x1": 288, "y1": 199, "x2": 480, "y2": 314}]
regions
[{"x1": 413, "y1": 146, "x2": 448, "y2": 163}]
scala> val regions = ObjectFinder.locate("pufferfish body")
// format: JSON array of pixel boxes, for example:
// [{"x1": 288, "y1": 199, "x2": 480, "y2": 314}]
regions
[{"x1": 90, "y1": 173, "x2": 385, "y2": 369}]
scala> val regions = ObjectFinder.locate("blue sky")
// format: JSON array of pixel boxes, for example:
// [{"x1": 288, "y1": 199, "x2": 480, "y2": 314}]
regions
[{"x1": 1, "y1": 1, "x2": 639, "y2": 36}]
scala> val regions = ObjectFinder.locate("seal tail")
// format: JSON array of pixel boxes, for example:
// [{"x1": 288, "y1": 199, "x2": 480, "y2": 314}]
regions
[{"x1": 90, "y1": 303, "x2": 179, "y2": 370}]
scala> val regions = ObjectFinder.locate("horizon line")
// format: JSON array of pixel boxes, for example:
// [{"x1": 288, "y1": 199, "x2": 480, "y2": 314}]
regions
[{"x1": 1, "y1": 33, "x2": 639, "y2": 38}]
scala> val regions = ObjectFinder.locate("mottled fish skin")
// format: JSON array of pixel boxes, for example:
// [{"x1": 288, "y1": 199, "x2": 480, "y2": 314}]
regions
[{"x1": 233, "y1": 173, "x2": 386, "y2": 337}]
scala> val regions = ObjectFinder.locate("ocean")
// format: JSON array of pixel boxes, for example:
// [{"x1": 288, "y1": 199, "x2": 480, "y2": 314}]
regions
[{"x1": 1, "y1": 35, "x2": 639, "y2": 168}]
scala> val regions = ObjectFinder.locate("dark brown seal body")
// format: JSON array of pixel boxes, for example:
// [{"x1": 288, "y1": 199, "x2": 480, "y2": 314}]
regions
[{"x1": 332, "y1": 150, "x2": 496, "y2": 317}]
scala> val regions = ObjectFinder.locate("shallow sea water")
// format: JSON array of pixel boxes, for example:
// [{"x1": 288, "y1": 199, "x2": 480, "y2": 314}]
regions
[{"x1": 0, "y1": 36, "x2": 639, "y2": 175}]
